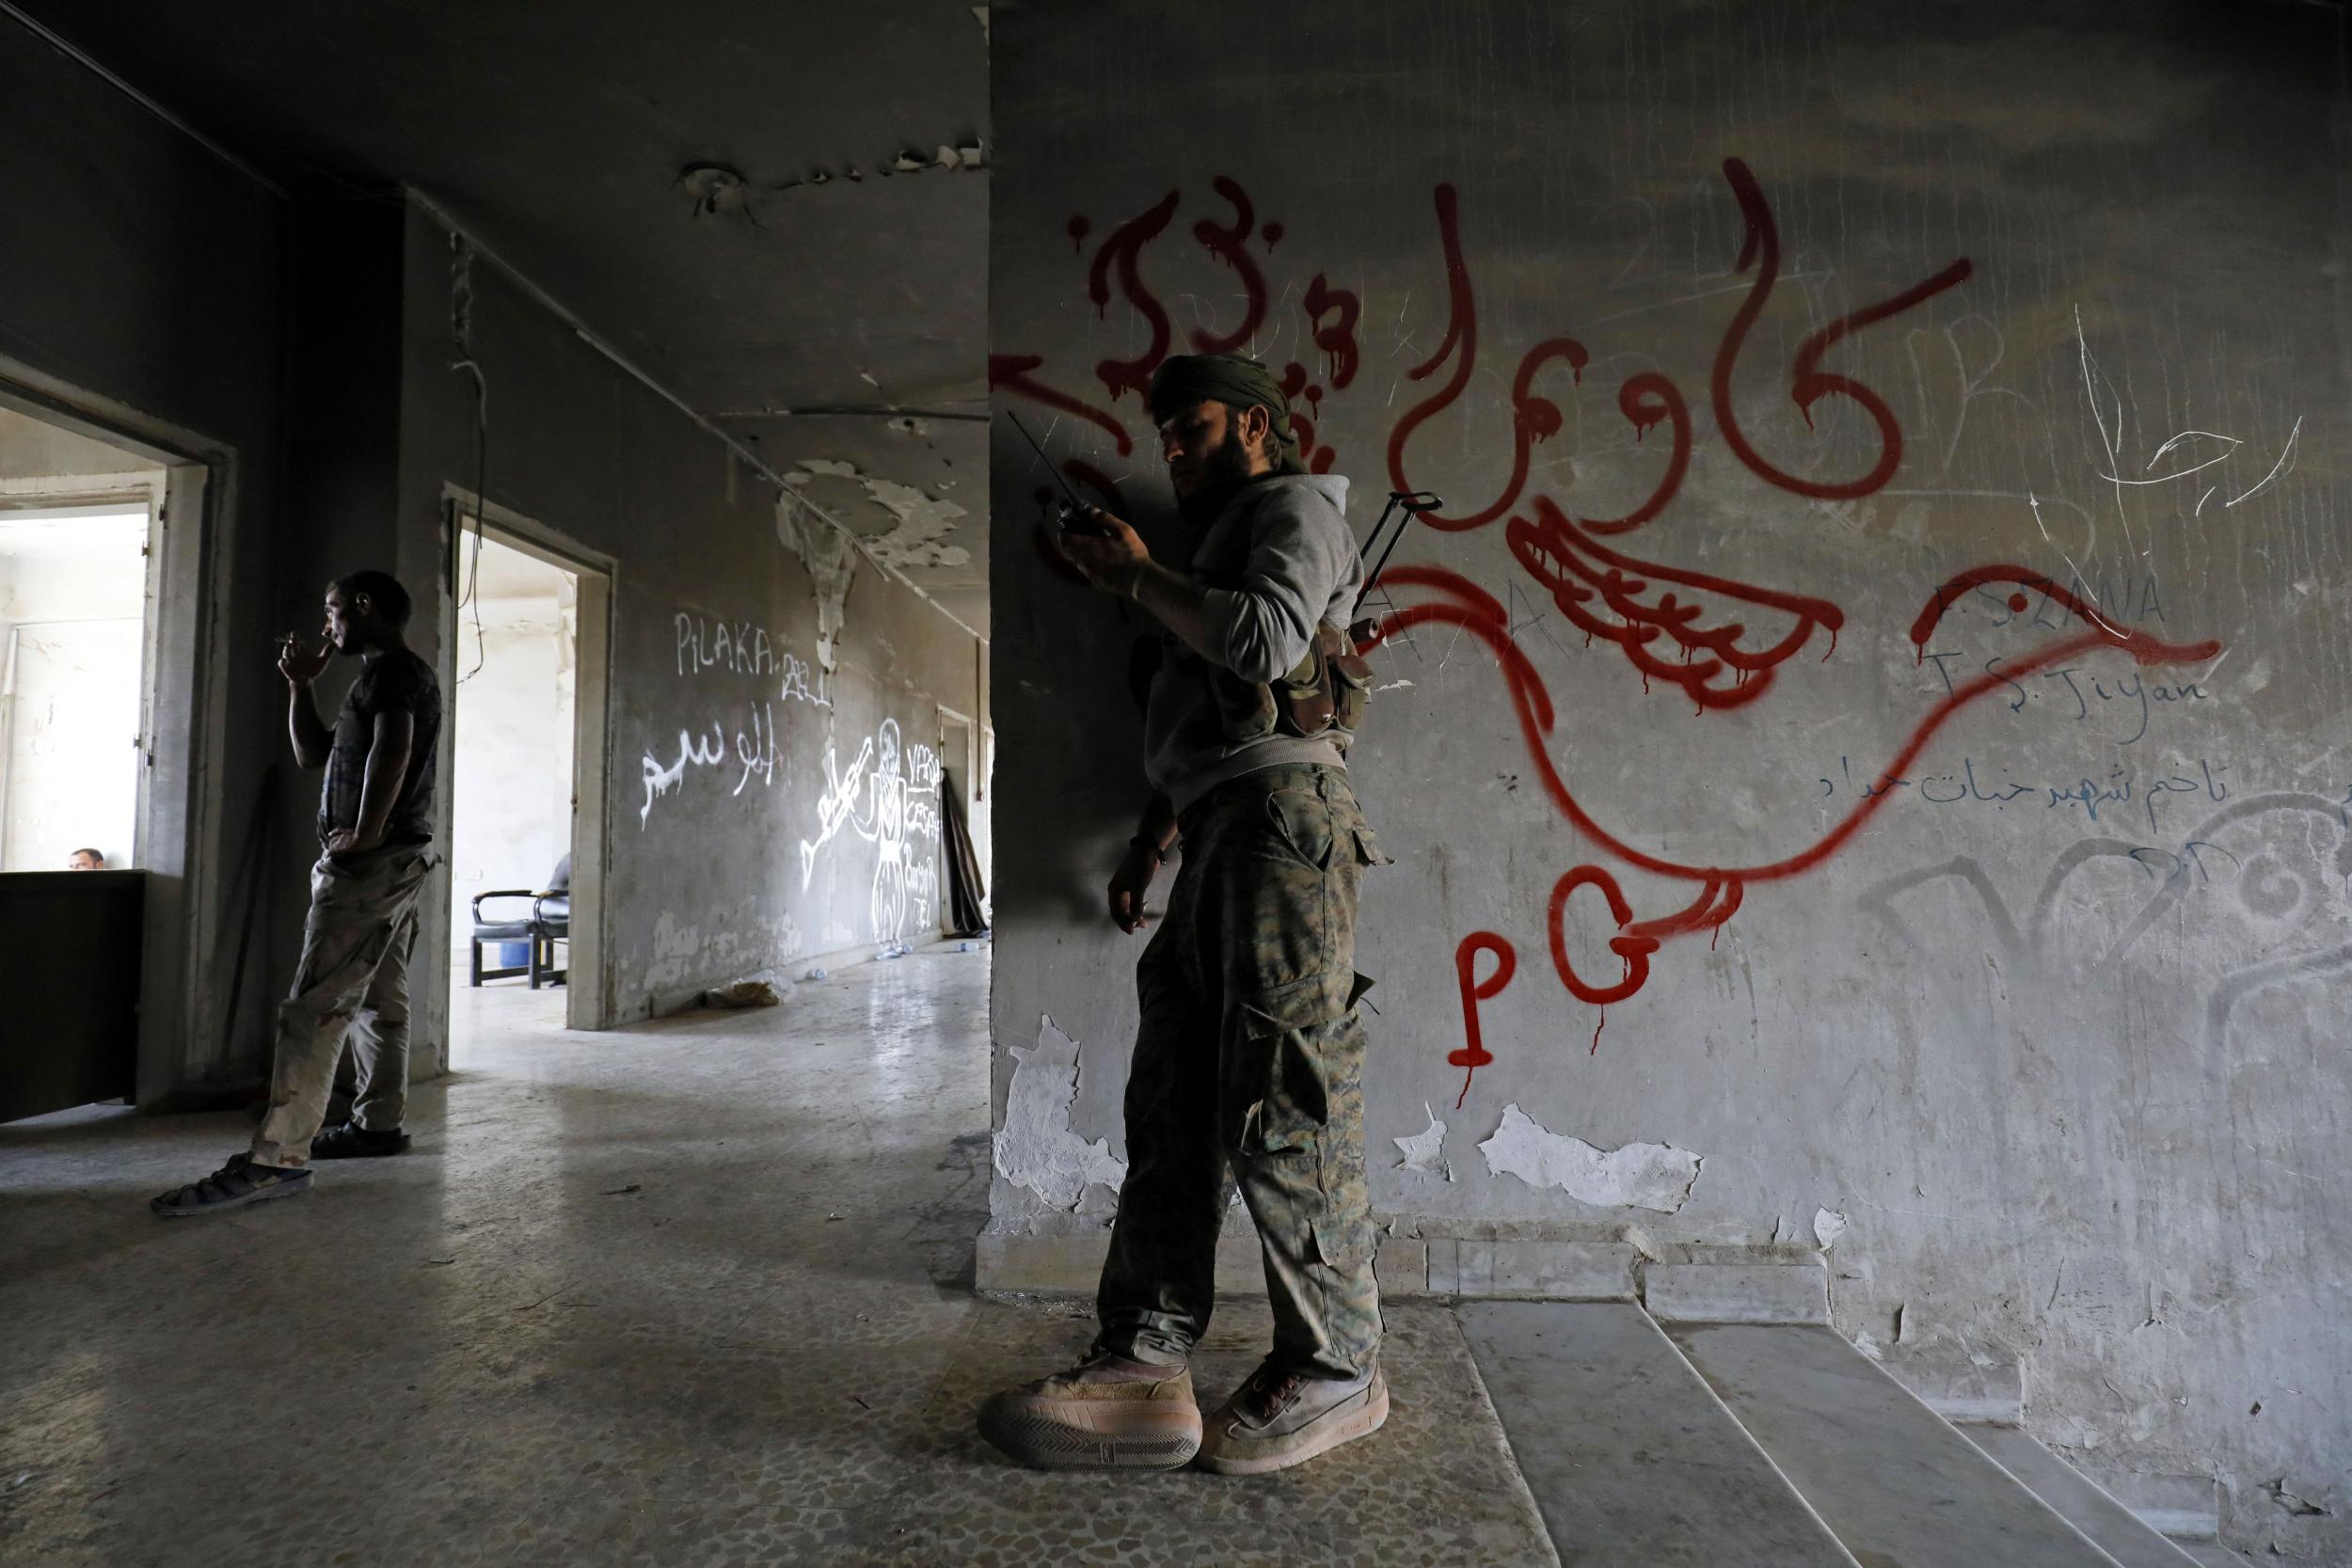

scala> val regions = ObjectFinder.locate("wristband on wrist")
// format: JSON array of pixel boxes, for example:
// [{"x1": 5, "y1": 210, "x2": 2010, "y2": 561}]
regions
[{"x1": 1129, "y1": 835, "x2": 1168, "y2": 864}]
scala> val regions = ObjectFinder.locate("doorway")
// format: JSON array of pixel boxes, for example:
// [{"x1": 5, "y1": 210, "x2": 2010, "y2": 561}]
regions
[
  {"x1": 0, "y1": 382, "x2": 225, "y2": 1123},
  {"x1": 935, "y1": 704, "x2": 991, "y2": 936},
  {"x1": 444, "y1": 509, "x2": 611, "y2": 1052}
]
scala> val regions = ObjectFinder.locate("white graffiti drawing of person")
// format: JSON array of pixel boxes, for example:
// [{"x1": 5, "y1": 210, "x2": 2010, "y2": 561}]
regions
[
  {"x1": 797, "y1": 718, "x2": 945, "y2": 942},
  {"x1": 863, "y1": 720, "x2": 910, "y2": 940}
]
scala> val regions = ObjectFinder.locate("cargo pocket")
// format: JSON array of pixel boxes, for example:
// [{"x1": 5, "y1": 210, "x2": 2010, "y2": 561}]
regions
[
  {"x1": 1266, "y1": 785, "x2": 1337, "y2": 872},
  {"x1": 1229, "y1": 974, "x2": 1354, "y2": 1156},
  {"x1": 1350, "y1": 822, "x2": 1392, "y2": 867}
]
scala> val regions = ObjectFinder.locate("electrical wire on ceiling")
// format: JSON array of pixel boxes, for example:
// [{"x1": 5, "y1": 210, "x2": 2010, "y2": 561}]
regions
[{"x1": 449, "y1": 231, "x2": 491, "y2": 685}]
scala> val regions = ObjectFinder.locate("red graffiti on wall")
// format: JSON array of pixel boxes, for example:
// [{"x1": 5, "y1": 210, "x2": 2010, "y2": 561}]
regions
[
  {"x1": 1303, "y1": 273, "x2": 1361, "y2": 390},
  {"x1": 997, "y1": 176, "x2": 1371, "y2": 505},
  {"x1": 1089, "y1": 190, "x2": 1184, "y2": 403},
  {"x1": 1373, "y1": 159, "x2": 2221, "y2": 1089},
  {"x1": 1450, "y1": 932, "x2": 1516, "y2": 1108},
  {"x1": 1190, "y1": 177, "x2": 1268, "y2": 355},
  {"x1": 1381, "y1": 558, "x2": 2218, "y2": 1068},
  {"x1": 1710, "y1": 158, "x2": 1975, "y2": 500},
  {"x1": 1507, "y1": 496, "x2": 1843, "y2": 711},
  {"x1": 990, "y1": 353, "x2": 1132, "y2": 457},
  {"x1": 1385, "y1": 185, "x2": 1610, "y2": 534},
  {"x1": 1002, "y1": 158, "x2": 2227, "y2": 1098}
]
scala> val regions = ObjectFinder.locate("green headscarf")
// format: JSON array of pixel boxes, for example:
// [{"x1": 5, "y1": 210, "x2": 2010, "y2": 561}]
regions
[{"x1": 1145, "y1": 353, "x2": 1308, "y2": 476}]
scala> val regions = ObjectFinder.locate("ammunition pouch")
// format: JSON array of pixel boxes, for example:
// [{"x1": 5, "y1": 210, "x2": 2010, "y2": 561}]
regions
[{"x1": 1211, "y1": 623, "x2": 1373, "y2": 751}]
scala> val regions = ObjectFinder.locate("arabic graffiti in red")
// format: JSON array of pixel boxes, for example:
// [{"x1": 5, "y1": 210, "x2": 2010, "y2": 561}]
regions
[
  {"x1": 995, "y1": 157, "x2": 2226, "y2": 1098},
  {"x1": 1366, "y1": 161, "x2": 2219, "y2": 1083},
  {"x1": 997, "y1": 176, "x2": 1362, "y2": 496}
]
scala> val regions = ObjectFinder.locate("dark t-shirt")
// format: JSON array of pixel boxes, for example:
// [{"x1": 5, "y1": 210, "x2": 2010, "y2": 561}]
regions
[{"x1": 319, "y1": 648, "x2": 442, "y2": 847}]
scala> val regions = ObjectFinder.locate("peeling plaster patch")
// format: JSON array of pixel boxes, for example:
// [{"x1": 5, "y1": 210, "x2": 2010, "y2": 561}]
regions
[
  {"x1": 1476, "y1": 1104, "x2": 1702, "y2": 1213},
  {"x1": 860, "y1": 477, "x2": 971, "y2": 568},
  {"x1": 1851, "y1": 1330, "x2": 1887, "y2": 1361},
  {"x1": 995, "y1": 1015, "x2": 1128, "y2": 1211},
  {"x1": 1814, "y1": 1207, "x2": 1850, "y2": 1250},
  {"x1": 971, "y1": 6, "x2": 989, "y2": 39},
  {"x1": 795, "y1": 458, "x2": 971, "y2": 570},
  {"x1": 2262, "y1": 1479, "x2": 2331, "y2": 1517},
  {"x1": 646, "y1": 911, "x2": 702, "y2": 990},
  {"x1": 776, "y1": 495, "x2": 856, "y2": 673},
  {"x1": 1393, "y1": 1104, "x2": 1450, "y2": 1179},
  {"x1": 1374, "y1": 678, "x2": 1417, "y2": 692}
]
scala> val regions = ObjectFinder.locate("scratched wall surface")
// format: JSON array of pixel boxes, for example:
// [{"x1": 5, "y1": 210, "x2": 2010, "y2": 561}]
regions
[
  {"x1": 988, "y1": 2, "x2": 2350, "y2": 1558},
  {"x1": 397, "y1": 203, "x2": 980, "y2": 1038}
]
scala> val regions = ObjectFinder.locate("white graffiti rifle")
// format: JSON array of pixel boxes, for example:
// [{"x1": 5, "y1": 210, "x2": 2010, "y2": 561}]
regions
[{"x1": 797, "y1": 735, "x2": 873, "y2": 888}]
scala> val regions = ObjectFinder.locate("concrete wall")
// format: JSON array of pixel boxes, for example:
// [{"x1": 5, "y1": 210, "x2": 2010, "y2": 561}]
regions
[
  {"x1": 397, "y1": 200, "x2": 986, "y2": 1052},
  {"x1": 0, "y1": 16, "x2": 290, "y2": 1101},
  {"x1": 987, "y1": 3, "x2": 2349, "y2": 1559}
]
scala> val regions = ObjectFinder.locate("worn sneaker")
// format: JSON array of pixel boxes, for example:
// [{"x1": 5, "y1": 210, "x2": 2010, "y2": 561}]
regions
[
  {"x1": 150, "y1": 1152, "x2": 313, "y2": 1217},
  {"x1": 977, "y1": 1349, "x2": 1202, "y2": 1470},
  {"x1": 1196, "y1": 1360, "x2": 1389, "y2": 1475},
  {"x1": 310, "y1": 1122, "x2": 411, "y2": 1159}
]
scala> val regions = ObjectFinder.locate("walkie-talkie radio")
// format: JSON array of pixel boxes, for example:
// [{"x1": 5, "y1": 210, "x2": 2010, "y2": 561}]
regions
[{"x1": 1007, "y1": 411, "x2": 1112, "y2": 537}]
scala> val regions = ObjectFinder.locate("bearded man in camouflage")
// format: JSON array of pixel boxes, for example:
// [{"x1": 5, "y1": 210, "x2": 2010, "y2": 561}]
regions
[{"x1": 980, "y1": 354, "x2": 1388, "y2": 1475}]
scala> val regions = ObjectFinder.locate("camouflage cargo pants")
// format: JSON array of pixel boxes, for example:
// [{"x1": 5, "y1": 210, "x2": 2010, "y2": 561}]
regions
[
  {"x1": 1097, "y1": 763, "x2": 1384, "y2": 1380},
  {"x1": 249, "y1": 844, "x2": 435, "y2": 1168}
]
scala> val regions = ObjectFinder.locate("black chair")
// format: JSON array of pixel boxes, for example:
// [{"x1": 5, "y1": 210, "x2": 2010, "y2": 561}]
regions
[{"x1": 469, "y1": 854, "x2": 569, "y2": 989}]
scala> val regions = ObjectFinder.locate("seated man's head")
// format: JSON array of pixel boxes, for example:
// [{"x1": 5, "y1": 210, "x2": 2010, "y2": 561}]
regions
[
  {"x1": 67, "y1": 847, "x2": 103, "y2": 870},
  {"x1": 1147, "y1": 354, "x2": 1304, "y2": 523},
  {"x1": 325, "y1": 569, "x2": 413, "y2": 656}
]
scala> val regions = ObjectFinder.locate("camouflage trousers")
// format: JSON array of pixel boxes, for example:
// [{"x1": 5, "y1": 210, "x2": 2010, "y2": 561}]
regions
[
  {"x1": 250, "y1": 844, "x2": 435, "y2": 1168},
  {"x1": 1097, "y1": 763, "x2": 1383, "y2": 1380}
]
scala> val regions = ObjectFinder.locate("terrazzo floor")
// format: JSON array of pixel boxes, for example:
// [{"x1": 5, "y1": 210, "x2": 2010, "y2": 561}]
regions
[{"x1": 1, "y1": 946, "x2": 1557, "y2": 1568}]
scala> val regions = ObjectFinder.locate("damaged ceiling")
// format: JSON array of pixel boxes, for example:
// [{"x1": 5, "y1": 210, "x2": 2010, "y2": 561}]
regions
[{"x1": 19, "y1": 0, "x2": 992, "y2": 633}]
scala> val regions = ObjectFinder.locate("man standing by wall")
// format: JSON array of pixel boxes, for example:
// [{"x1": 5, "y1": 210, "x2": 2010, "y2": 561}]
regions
[
  {"x1": 980, "y1": 356, "x2": 1388, "y2": 1475},
  {"x1": 152, "y1": 570, "x2": 441, "y2": 1214}
]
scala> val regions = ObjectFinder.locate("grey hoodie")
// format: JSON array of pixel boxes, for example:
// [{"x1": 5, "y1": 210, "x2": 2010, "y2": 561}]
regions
[{"x1": 1143, "y1": 473, "x2": 1365, "y2": 816}]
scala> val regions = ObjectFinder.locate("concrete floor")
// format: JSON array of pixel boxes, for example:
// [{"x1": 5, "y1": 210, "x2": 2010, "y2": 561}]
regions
[{"x1": 0, "y1": 947, "x2": 1556, "y2": 1568}]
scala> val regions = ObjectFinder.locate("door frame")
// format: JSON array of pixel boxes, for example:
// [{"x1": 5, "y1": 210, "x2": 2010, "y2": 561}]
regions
[
  {"x1": 439, "y1": 485, "x2": 616, "y2": 1034},
  {"x1": 0, "y1": 361, "x2": 237, "y2": 1107}
]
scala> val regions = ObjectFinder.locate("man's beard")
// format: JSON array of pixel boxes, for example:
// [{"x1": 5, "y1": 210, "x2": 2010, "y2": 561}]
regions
[{"x1": 1176, "y1": 426, "x2": 1261, "y2": 526}]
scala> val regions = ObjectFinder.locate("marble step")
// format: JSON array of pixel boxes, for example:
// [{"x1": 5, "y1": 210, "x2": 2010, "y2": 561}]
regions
[
  {"x1": 1666, "y1": 1322, "x2": 2127, "y2": 1568},
  {"x1": 1460, "y1": 1300, "x2": 1859, "y2": 1568},
  {"x1": 1958, "y1": 1423, "x2": 2203, "y2": 1568}
]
